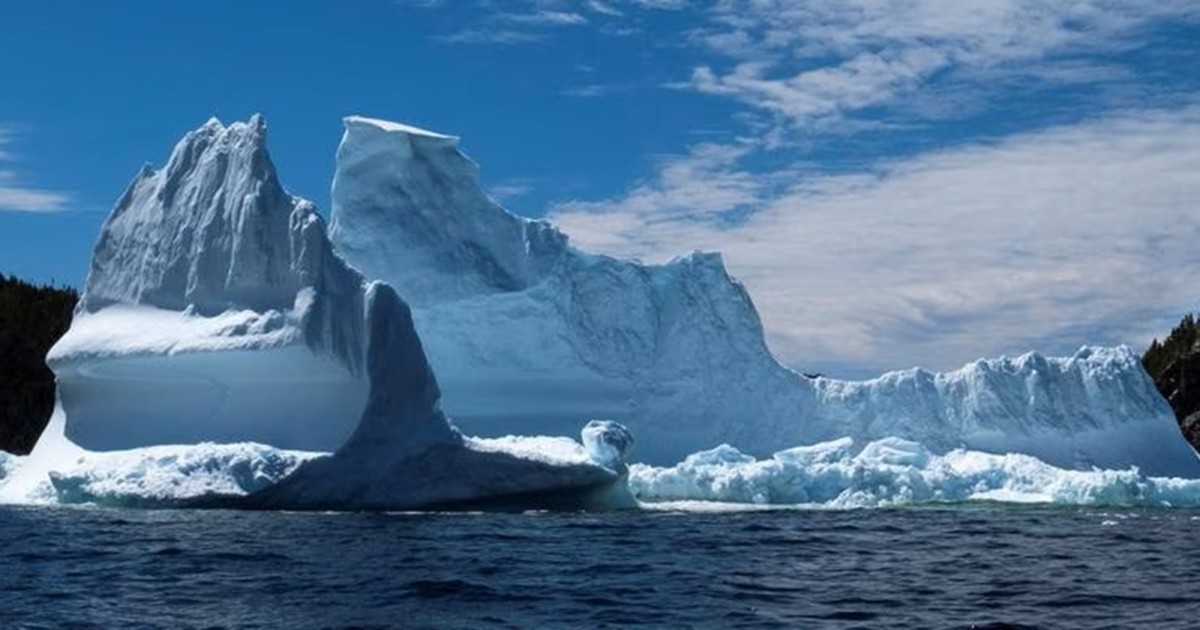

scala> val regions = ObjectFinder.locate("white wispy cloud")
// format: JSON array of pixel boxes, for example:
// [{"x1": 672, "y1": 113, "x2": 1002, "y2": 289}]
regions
[
  {"x1": 549, "y1": 105, "x2": 1200, "y2": 375},
  {"x1": 560, "y1": 82, "x2": 641, "y2": 97},
  {"x1": 422, "y1": 0, "x2": 684, "y2": 45},
  {"x1": 504, "y1": 10, "x2": 588, "y2": 25},
  {"x1": 686, "y1": 0, "x2": 1199, "y2": 132},
  {"x1": 629, "y1": 0, "x2": 687, "y2": 8},
  {"x1": 428, "y1": 1, "x2": 599, "y2": 45},
  {"x1": 437, "y1": 29, "x2": 550, "y2": 45},
  {"x1": 587, "y1": 0, "x2": 623, "y2": 17},
  {"x1": 393, "y1": 0, "x2": 447, "y2": 7},
  {"x1": 488, "y1": 179, "x2": 536, "y2": 201},
  {"x1": 0, "y1": 128, "x2": 69, "y2": 213}
]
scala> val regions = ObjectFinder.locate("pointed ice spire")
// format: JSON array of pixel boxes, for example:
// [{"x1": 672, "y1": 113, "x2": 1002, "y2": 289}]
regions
[{"x1": 84, "y1": 114, "x2": 301, "y2": 315}]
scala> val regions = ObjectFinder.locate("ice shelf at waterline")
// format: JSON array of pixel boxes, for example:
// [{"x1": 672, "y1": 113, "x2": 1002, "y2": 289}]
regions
[
  {"x1": 329, "y1": 115, "x2": 1200, "y2": 476},
  {"x1": 12, "y1": 115, "x2": 635, "y2": 510}
]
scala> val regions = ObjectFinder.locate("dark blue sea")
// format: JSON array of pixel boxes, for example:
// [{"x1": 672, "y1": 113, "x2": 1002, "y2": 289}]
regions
[{"x1": 2, "y1": 505, "x2": 1199, "y2": 629}]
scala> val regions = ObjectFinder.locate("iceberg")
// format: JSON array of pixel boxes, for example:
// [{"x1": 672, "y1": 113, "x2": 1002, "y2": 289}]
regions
[
  {"x1": 4, "y1": 115, "x2": 634, "y2": 510},
  {"x1": 2, "y1": 111, "x2": 1196, "y2": 512},
  {"x1": 328, "y1": 116, "x2": 1200, "y2": 477}
]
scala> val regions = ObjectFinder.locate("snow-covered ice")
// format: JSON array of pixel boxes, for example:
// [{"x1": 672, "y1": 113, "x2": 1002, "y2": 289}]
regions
[
  {"x1": 629, "y1": 437, "x2": 1200, "y2": 509},
  {"x1": 47, "y1": 442, "x2": 319, "y2": 508},
  {"x1": 328, "y1": 115, "x2": 1200, "y2": 477}
]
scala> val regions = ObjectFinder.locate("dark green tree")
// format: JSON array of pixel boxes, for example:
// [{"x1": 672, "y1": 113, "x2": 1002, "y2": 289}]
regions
[
  {"x1": 1144, "y1": 314, "x2": 1199, "y2": 380},
  {"x1": 0, "y1": 273, "x2": 78, "y2": 454}
]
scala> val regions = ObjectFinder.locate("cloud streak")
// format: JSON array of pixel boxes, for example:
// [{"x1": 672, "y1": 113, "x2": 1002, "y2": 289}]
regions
[
  {"x1": 0, "y1": 128, "x2": 69, "y2": 213},
  {"x1": 421, "y1": 0, "x2": 686, "y2": 45}
]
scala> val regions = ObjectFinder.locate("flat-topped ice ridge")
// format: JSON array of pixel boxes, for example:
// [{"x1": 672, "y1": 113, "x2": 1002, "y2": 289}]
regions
[{"x1": 345, "y1": 115, "x2": 458, "y2": 140}]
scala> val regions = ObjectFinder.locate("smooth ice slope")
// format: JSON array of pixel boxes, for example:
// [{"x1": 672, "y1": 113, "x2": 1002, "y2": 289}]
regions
[
  {"x1": 328, "y1": 116, "x2": 1200, "y2": 476},
  {"x1": 49, "y1": 116, "x2": 369, "y2": 451}
]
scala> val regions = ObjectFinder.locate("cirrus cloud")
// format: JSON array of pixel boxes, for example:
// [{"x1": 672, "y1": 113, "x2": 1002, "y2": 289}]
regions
[
  {"x1": 686, "y1": 0, "x2": 1200, "y2": 133},
  {"x1": 0, "y1": 128, "x2": 70, "y2": 214}
]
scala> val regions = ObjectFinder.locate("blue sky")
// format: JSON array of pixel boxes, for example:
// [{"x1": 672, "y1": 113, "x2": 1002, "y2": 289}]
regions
[{"x1": 2, "y1": 1, "x2": 1199, "y2": 377}]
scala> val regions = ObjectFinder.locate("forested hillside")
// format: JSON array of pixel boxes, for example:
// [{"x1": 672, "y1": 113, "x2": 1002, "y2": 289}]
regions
[
  {"x1": 0, "y1": 274, "x2": 77, "y2": 454},
  {"x1": 1144, "y1": 314, "x2": 1200, "y2": 451}
]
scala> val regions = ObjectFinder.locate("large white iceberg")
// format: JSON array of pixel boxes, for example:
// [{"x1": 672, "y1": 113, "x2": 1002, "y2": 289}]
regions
[
  {"x1": 328, "y1": 116, "x2": 1200, "y2": 477},
  {"x1": 5, "y1": 116, "x2": 634, "y2": 510},
  {"x1": 3, "y1": 112, "x2": 1197, "y2": 512}
]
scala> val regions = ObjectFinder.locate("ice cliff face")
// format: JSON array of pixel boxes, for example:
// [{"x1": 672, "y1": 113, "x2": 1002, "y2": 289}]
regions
[{"x1": 329, "y1": 116, "x2": 1200, "y2": 477}]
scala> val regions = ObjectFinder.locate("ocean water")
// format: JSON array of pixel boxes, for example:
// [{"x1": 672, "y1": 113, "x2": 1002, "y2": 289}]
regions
[{"x1": 2, "y1": 505, "x2": 1199, "y2": 629}]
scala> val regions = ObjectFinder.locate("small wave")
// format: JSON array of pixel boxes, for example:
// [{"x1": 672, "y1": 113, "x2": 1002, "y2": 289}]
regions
[{"x1": 403, "y1": 578, "x2": 500, "y2": 601}]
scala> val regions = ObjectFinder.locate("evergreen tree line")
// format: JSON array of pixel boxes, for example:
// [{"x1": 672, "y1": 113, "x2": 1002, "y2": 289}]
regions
[
  {"x1": 1141, "y1": 312, "x2": 1200, "y2": 451},
  {"x1": 1143, "y1": 314, "x2": 1200, "y2": 380},
  {"x1": 0, "y1": 273, "x2": 78, "y2": 454}
]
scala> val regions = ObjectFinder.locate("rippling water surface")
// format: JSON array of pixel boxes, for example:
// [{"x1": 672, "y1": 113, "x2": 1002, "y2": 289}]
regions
[{"x1": 3, "y1": 505, "x2": 1199, "y2": 628}]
